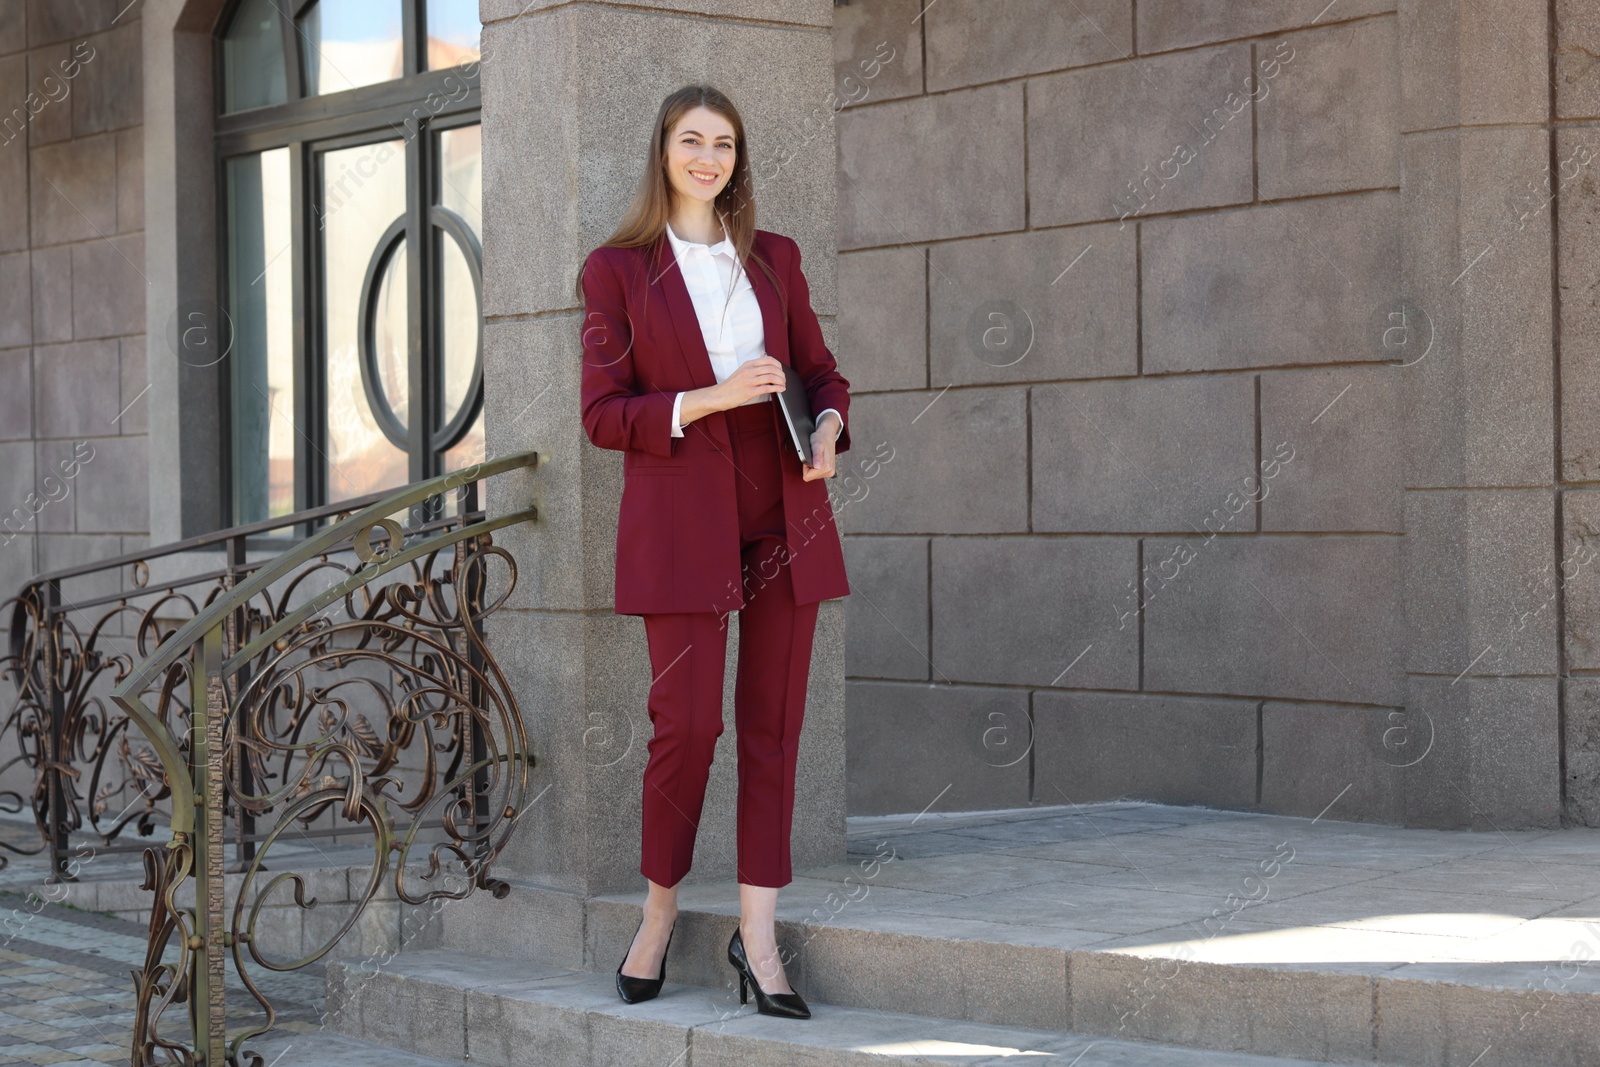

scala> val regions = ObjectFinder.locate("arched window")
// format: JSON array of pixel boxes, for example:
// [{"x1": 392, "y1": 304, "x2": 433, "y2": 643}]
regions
[{"x1": 215, "y1": 0, "x2": 484, "y2": 527}]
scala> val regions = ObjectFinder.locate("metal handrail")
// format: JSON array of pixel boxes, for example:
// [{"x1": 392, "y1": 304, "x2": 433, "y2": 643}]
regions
[
  {"x1": 0, "y1": 465, "x2": 530, "y2": 886},
  {"x1": 113, "y1": 449, "x2": 538, "y2": 728},
  {"x1": 16, "y1": 483, "x2": 407, "y2": 588},
  {"x1": 91, "y1": 451, "x2": 540, "y2": 1066}
]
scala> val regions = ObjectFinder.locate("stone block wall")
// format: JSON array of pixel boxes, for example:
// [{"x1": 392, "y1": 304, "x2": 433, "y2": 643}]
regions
[
  {"x1": 0, "y1": 2, "x2": 150, "y2": 609},
  {"x1": 828, "y1": 0, "x2": 1586, "y2": 828}
]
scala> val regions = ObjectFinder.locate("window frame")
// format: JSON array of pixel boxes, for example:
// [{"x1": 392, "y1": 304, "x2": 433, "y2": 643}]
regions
[{"x1": 212, "y1": 0, "x2": 483, "y2": 537}]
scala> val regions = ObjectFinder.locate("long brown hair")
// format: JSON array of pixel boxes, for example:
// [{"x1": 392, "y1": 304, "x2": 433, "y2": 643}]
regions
[{"x1": 573, "y1": 85, "x2": 788, "y2": 329}]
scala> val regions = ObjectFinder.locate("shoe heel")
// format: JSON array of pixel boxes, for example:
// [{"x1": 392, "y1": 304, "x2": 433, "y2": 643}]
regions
[{"x1": 727, "y1": 926, "x2": 810, "y2": 1019}]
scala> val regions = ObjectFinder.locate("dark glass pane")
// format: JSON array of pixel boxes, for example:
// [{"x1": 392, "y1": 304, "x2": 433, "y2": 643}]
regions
[
  {"x1": 221, "y1": 0, "x2": 288, "y2": 113},
  {"x1": 438, "y1": 231, "x2": 482, "y2": 512},
  {"x1": 438, "y1": 124, "x2": 482, "y2": 233},
  {"x1": 299, "y1": 0, "x2": 404, "y2": 98},
  {"x1": 320, "y1": 138, "x2": 408, "y2": 504},
  {"x1": 438, "y1": 124, "x2": 483, "y2": 502},
  {"x1": 437, "y1": 125, "x2": 480, "y2": 430},
  {"x1": 226, "y1": 148, "x2": 295, "y2": 524},
  {"x1": 374, "y1": 253, "x2": 409, "y2": 428},
  {"x1": 438, "y1": 236, "x2": 473, "y2": 426},
  {"x1": 427, "y1": 0, "x2": 481, "y2": 71}
]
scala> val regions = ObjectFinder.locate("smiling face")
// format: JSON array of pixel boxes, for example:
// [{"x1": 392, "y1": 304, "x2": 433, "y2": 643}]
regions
[{"x1": 664, "y1": 104, "x2": 738, "y2": 210}]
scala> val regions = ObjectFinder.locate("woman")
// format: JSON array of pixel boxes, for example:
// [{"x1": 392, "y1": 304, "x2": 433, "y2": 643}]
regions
[{"x1": 575, "y1": 85, "x2": 853, "y2": 1020}]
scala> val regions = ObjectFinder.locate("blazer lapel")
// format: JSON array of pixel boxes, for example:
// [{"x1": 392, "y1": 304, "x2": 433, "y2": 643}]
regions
[
  {"x1": 654, "y1": 231, "x2": 792, "y2": 394},
  {"x1": 744, "y1": 248, "x2": 790, "y2": 367},
  {"x1": 652, "y1": 236, "x2": 719, "y2": 391}
]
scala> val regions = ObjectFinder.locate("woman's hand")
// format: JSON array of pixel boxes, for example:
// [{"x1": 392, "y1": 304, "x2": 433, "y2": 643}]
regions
[
  {"x1": 803, "y1": 412, "x2": 842, "y2": 481},
  {"x1": 715, "y1": 354, "x2": 786, "y2": 409},
  {"x1": 677, "y1": 355, "x2": 786, "y2": 429}
]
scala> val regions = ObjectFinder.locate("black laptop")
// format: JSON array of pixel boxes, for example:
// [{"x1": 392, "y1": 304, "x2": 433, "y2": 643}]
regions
[{"x1": 774, "y1": 364, "x2": 816, "y2": 466}]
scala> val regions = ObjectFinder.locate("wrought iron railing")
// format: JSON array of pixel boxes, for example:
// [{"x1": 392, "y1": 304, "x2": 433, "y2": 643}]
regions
[
  {"x1": 4, "y1": 450, "x2": 538, "y2": 1065},
  {"x1": 1, "y1": 484, "x2": 419, "y2": 880}
]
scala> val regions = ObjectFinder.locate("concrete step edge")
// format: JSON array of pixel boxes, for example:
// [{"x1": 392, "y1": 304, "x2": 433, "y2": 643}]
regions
[
  {"x1": 324, "y1": 948, "x2": 1361, "y2": 1067},
  {"x1": 427, "y1": 885, "x2": 1600, "y2": 1065}
]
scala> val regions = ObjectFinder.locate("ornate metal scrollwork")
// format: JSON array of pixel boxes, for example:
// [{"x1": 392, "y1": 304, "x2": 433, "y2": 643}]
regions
[{"x1": 29, "y1": 452, "x2": 543, "y2": 1067}]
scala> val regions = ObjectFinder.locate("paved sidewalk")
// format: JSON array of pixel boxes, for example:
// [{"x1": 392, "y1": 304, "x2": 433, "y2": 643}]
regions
[
  {"x1": 0, "y1": 896, "x2": 139, "y2": 1065},
  {"x1": 0, "y1": 820, "x2": 146, "y2": 1066},
  {"x1": 0, "y1": 814, "x2": 326, "y2": 1067},
  {"x1": 0, "y1": 890, "x2": 326, "y2": 1066}
]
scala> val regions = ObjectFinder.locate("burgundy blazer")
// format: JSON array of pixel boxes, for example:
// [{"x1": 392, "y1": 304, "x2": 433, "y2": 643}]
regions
[{"x1": 580, "y1": 228, "x2": 853, "y2": 617}]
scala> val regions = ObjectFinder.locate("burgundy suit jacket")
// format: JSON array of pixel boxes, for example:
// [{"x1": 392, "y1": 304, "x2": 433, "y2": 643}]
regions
[{"x1": 580, "y1": 228, "x2": 853, "y2": 617}]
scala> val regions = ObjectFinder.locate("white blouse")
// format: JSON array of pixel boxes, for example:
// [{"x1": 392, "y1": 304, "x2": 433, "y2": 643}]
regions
[{"x1": 664, "y1": 221, "x2": 841, "y2": 440}]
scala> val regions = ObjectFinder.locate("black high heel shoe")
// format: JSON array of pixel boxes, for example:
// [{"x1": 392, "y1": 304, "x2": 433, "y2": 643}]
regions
[
  {"x1": 727, "y1": 927, "x2": 810, "y2": 1019},
  {"x1": 616, "y1": 913, "x2": 675, "y2": 1004}
]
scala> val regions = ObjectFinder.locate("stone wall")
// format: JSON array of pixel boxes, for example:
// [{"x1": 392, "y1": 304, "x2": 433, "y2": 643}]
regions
[
  {"x1": 0, "y1": 2, "x2": 150, "y2": 607},
  {"x1": 830, "y1": 0, "x2": 1593, "y2": 828}
]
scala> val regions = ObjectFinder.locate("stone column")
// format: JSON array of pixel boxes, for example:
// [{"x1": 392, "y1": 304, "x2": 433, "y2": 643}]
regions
[
  {"x1": 477, "y1": 0, "x2": 847, "y2": 896},
  {"x1": 1397, "y1": 0, "x2": 1560, "y2": 827},
  {"x1": 143, "y1": 0, "x2": 229, "y2": 543},
  {"x1": 1553, "y1": 1, "x2": 1600, "y2": 824}
]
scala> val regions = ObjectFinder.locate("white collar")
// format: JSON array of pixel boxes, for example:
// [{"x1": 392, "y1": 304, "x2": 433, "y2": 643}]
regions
[{"x1": 665, "y1": 220, "x2": 735, "y2": 259}]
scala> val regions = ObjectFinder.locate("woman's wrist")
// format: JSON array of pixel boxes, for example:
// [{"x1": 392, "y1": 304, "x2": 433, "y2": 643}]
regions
[{"x1": 677, "y1": 385, "x2": 724, "y2": 428}]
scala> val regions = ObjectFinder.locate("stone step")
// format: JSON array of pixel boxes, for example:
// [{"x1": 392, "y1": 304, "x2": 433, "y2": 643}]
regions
[
  {"x1": 248, "y1": 1030, "x2": 471, "y2": 1067},
  {"x1": 324, "y1": 948, "x2": 1351, "y2": 1067},
  {"x1": 426, "y1": 884, "x2": 1600, "y2": 1066},
  {"x1": 417, "y1": 799, "x2": 1600, "y2": 1066}
]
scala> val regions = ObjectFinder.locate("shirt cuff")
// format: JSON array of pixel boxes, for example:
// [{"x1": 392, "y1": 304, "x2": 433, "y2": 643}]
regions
[
  {"x1": 817, "y1": 408, "x2": 843, "y2": 437},
  {"x1": 671, "y1": 391, "x2": 685, "y2": 438}
]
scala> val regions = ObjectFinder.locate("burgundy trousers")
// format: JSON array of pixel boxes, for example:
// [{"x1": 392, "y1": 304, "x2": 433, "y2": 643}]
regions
[{"x1": 638, "y1": 395, "x2": 820, "y2": 889}]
